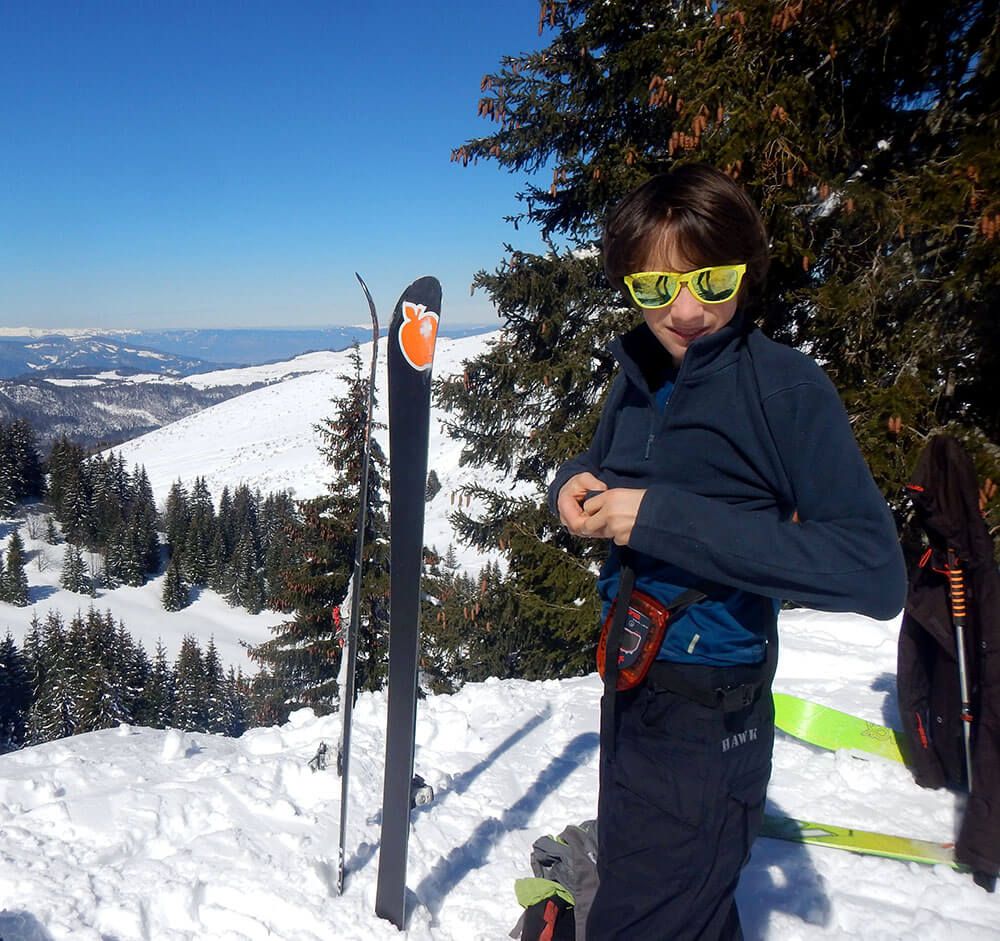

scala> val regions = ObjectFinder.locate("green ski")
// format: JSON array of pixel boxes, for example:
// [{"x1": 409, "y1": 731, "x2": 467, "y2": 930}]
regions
[
  {"x1": 773, "y1": 692, "x2": 910, "y2": 764},
  {"x1": 761, "y1": 814, "x2": 959, "y2": 869}
]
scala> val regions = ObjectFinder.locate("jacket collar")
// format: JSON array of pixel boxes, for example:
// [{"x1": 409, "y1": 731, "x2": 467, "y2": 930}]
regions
[{"x1": 609, "y1": 310, "x2": 752, "y2": 394}]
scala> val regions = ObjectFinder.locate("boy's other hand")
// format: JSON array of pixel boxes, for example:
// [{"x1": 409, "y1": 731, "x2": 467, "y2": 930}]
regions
[
  {"x1": 557, "y1": 473, "x2": 607, "y2": 535},
  {"x1": 579, "y1": 487, "x2": 647, "y2": 546}
]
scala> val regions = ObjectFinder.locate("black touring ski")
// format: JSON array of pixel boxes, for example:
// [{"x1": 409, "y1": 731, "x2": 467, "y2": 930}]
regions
[
  {"x1": 375, "y1": 276, "x2": 442, "y2": 929},
  {"x1": 335, "y1": 273, "x2": 379, "y2": 895}
]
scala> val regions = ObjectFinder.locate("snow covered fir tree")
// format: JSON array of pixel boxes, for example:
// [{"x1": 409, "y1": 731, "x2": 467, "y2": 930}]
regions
[
  {"x1": 248, "y1": 344, "x2": 391, "y2": 724},
  {"x1": 0, "y1": 610, "x2": 251, "y2": 752},
  {"x1": 0, "y1": 531, "x2": 30, "y2": 606}
]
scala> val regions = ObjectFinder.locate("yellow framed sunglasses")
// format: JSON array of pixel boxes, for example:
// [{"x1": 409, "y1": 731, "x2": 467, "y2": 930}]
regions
[{"x1": 623, "y1": 263, "x2": 747, "y2": 309}]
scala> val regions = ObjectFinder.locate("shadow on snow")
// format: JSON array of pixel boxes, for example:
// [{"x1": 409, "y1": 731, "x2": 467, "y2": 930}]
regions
[{"x1": 414, "y1": 727, "x2": 599, "y2": 924}]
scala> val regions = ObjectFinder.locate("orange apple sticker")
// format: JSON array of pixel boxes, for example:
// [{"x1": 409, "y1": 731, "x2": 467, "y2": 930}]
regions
[{"x1": 398, "y1": 301, "x2": 439, "y2": 371}]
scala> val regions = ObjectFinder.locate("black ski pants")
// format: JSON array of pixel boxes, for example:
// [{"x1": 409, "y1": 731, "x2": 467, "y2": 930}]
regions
[{"x1": 587, "y1": 663, "x2": 774, "y2": 941}]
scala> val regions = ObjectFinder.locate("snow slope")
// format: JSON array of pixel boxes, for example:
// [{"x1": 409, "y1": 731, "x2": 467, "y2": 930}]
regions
[
  {"x1": 112, "y1": 333, "x2": 501, "y2": 575},
  {"x1": 0, "y1": 521, "x2": 283, "y2": 673},
  {"x1": 0, "y1": 333, "x2": 500, "y2": 672},
  {"x1": 1, "y1": 608, "x2": 997, "y2": 940}
]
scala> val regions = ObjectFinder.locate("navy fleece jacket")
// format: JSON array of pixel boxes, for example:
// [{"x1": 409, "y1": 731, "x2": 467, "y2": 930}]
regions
[{"x1": 548, "y1": 316, "x2": 907, "y2": 632}]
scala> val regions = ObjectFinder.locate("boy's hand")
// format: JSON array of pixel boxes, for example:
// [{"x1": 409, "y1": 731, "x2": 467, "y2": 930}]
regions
[
  {"x1": 579, "y1": 488, "x2": 647, "y2": 545},
  {"x1": 557, "y1": 472, "x2": 607, "y2": 535}
]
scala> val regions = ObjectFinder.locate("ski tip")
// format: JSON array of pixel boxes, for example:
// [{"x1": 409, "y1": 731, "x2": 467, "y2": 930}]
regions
[
  {"x1": 355, "y1": 273, "x2": 378, "y2": 323},
  {"x1": 396, "y1": 275, "x2": 442, "y2": 307},
  {"x1": 391, "y1": 276, "x2": 442, "y2": 373}
]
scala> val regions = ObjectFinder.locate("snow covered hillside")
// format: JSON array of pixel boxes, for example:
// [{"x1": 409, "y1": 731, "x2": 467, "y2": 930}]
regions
[
  {"x1": 113, "y1": 333, "x2": 502, "y2": 574},
  {"x1": 0, "y1": 334, "x2": 502, "y2": 673},
  {"x1": 0, "y1": 512, "x2": 281, "y2": 675},
  {"x1": 1, "y1": 608, "x2": 997, "y2": 940}
]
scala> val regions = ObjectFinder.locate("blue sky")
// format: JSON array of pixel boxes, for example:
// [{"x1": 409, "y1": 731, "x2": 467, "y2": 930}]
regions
[{"x1": 1, "y1": 2, "x2": 550, "y2": 328}]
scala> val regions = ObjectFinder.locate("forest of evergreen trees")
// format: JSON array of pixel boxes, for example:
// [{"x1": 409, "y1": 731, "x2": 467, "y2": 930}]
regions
[
  {"x1": 42, "y1": 437, "x2": 300, "y2": 610},
  {"x1": 1, "y1": 369, "x2": 511, "y2": 750},
  {"x1": 0, "y1": 418, "x2": 319, "y2": 748},
  {"x1": 0, "y1": 611, "x2": 249, "y2": 754}
]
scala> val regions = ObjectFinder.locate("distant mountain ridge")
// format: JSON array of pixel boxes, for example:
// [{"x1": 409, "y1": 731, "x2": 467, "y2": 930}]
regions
[
  {"x1": 0, "y1": 378, "x2": 254, "y2": 448},
  {"x1": 0, "y1": 334, "x2": 219, "y2": 379},
  {"x1": 0, "y1": 325, "x2": 492, "y2": 378}
]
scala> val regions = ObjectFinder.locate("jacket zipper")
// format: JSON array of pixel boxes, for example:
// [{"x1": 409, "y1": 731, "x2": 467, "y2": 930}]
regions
[{"x1": 644, "y1": 357, "x2": 688, "y2": 460}]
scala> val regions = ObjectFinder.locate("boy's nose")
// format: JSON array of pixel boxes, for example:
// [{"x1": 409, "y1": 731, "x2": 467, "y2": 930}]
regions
[{"x1": 669, "y1": 285, "x2": 705, "y2": 323}]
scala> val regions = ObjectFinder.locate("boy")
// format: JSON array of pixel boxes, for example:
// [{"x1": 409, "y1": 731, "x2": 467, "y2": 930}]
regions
[{"x1": 550, "y1": 164, "x2": 906, "y2": 939}]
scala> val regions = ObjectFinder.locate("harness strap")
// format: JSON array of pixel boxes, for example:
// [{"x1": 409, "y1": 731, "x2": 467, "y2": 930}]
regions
[{"x1": 599, "y1": 556, "x2": 635, "y2": 758}]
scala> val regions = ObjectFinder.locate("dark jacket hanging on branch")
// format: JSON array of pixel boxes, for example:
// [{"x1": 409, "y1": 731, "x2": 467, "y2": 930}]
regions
[{"x1": 897, "y1": 434, "x2": 1000, "y2": 886}]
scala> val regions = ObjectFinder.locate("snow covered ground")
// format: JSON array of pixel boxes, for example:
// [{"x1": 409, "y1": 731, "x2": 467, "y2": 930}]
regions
[
  {"x1": 0, "y1": 519, "x2": 281, "y2": 672},
  {"x1": 1, "y1": 608, "x2": 997, "y2": 940}
]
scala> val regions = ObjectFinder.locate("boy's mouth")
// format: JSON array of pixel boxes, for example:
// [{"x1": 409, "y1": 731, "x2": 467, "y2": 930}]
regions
[{"x1": 670, "y1": 327, "x2": 708, "y2": 342}]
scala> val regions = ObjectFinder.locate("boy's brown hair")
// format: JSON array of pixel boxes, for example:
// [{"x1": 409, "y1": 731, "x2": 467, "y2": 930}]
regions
[{"x1": 603, "y1": 164, "x2": 770, "y2": 311}]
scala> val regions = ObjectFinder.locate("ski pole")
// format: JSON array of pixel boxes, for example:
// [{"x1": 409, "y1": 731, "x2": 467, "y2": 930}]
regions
[
  {"x1": 336, "y1": 273, "x2": 380, "y2": 895},
  {"x1": 946, "y1": 548, "x2": 975, "y2": 791}
]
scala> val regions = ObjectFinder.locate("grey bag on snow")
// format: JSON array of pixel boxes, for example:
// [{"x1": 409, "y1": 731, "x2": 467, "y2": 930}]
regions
[{"x1": 510, "y1": 819, "x2": 599, "y2": 941}]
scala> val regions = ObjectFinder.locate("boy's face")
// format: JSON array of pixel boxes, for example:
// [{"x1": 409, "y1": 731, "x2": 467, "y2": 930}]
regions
[{"x1": 639, "y1": 241, "x2": 739, "y2": 367}]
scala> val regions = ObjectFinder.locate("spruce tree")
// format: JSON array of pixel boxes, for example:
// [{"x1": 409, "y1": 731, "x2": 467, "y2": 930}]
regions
[
  {"x1": 163, "y1": 480, "x2": 191, "y2": 556},
  {"x1": 423, "y1": 560, "x2": 526, "y2": 688},
  {"x1": 203, "y1": 638, "x2": 227, "y2": 734},
  {"x1": 26, "y1": 612, "x2": 79, "y2": 743},
  {"x1": 222, "y1": 667, "x2": 249, "y2": 737},
  {"x1": 174, "y1": 635, "x2": 207, "y2": 732},
  {"x1": 130, "y1": 467, "x2": 161, "y2": 576},
  {"x1": 58, "y1": 468, "x2": 92, "y2": 546},
  {"x1": 260, "y1": 491, "x2": 298, "y2": 610},
  {"x1": 162, "y1": 554, "x2": 190, "y2": 611},
  {"x1": 438, "y1": 0, "x2": 1000, "y2": 674},
  {"x1": 118, "y1": 621, "x2": 151, "y2": 724},
  {"x1": 248, "y1": 498, "x2": 347, "y2": 722},
  {"x1": 249, "y1": 345, "x2": 390, "y2": 719},
  {"x1": 76, "y1": 608, "x2": 128, "y2": 733},
  {"x1": 0, "y1": 462, "x2": 17, "y2": 519},
  {"x1": 101, "y1": 525, "x2": 125, "y2": 589},
  {"x1": 9, "y1": 419, "x2": 44, "y2": 499},
  {"x1": 185, "y1": 477, "x2": 217, "y2": 586},
  {"x1": 1, "y1": 531, "x2": 30, "y2": 606},
  {"x1": 217, "y1": 486, "x2": 235, "y2": 559},
  {"x1": 60, "y1": 543, "x2": 90, "y2": 594},
  {"x1": 184, "y1": 521, "x2": 214, "y2": 587},
  {"x1": 0, "y1": 420, "x2": 42, "y2": 504},
  {"x1": 89, "y1": 454, "x2": 122, "y2": 547},
  {"x1": 316, "y1": 346, "x2": 391, "y2": 695},
  {"x1": 0, "y1": 633, "x2": 31, "y2": 751},
  {"x1": 21, "y1": 614, "x2": 44, "y2": 688},
  {"x1": 140, "y1": 640, "x2": 175, "y2": 728},
  {"x1": 45, "y1": 436, "x2": 81, "y2": 514},
  {"x1": 228, "y1": 541, "x2": 266, "y2": 613}
]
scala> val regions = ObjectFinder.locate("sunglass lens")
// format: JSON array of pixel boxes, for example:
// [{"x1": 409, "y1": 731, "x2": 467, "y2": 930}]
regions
[
  {"x1": 693, "y1": 267, "x2": 739, "y2": 302},
  {"x1": 631, "y1": 274, "x2": 678, "y2": 307}
]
